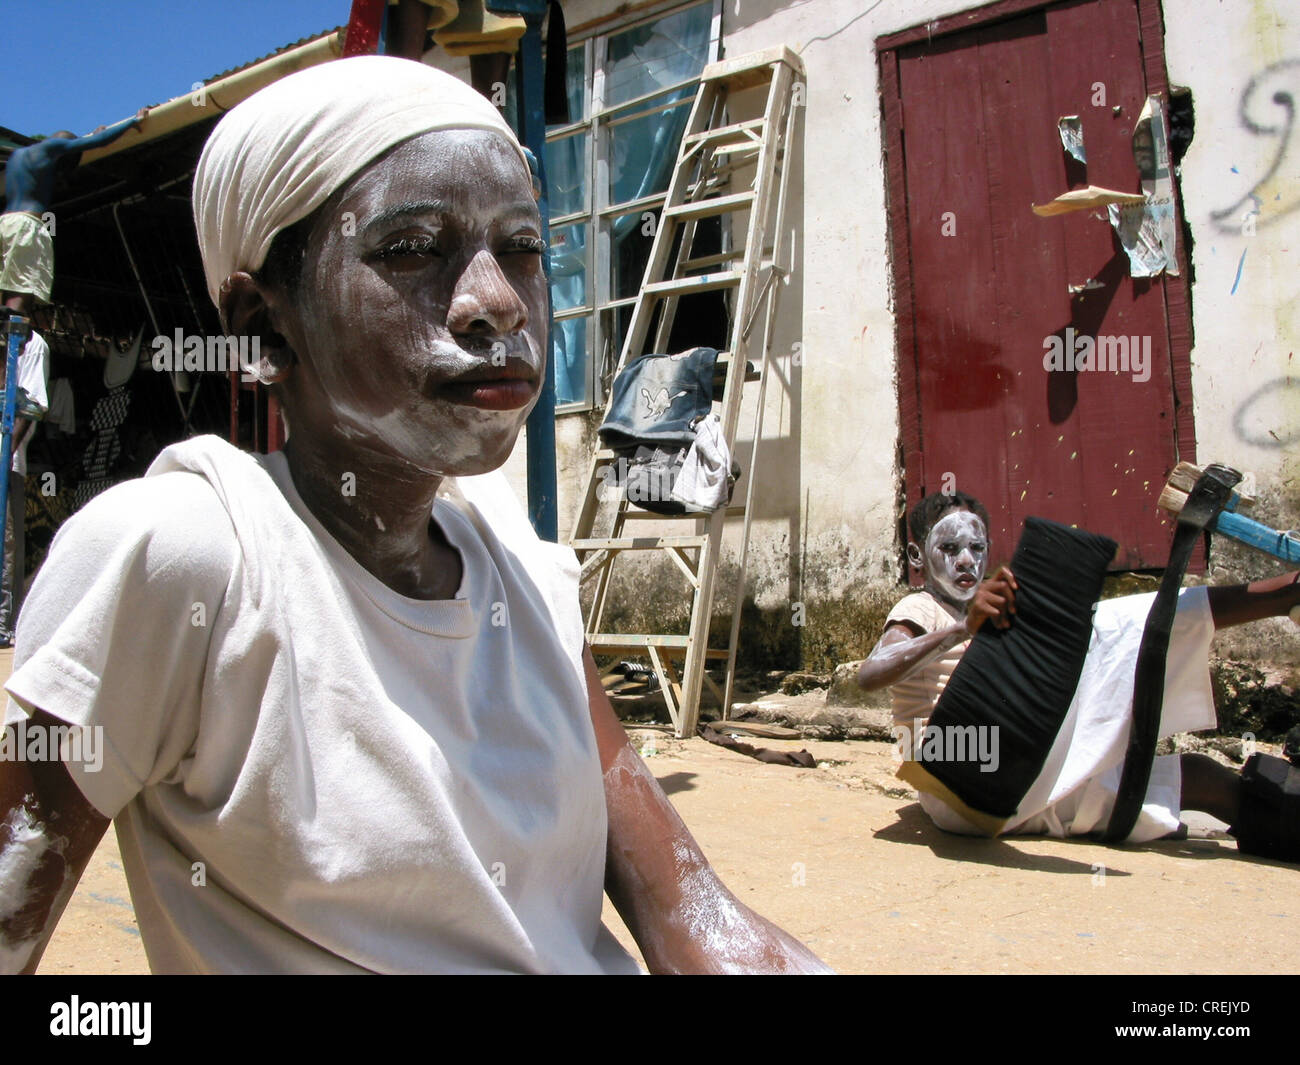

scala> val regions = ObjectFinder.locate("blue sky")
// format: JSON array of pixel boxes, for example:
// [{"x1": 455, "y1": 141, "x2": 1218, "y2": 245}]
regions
[{"x1": 2, "y1": 1, "x2": 346, "y2": 136}]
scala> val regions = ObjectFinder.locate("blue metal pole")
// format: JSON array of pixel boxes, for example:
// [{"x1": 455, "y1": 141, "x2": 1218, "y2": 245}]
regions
[
  {"x1": 0, "y1": 316, "x2": 26, "y2": 615},
  {"x1": 1212, "y1": 506, "x2": 1300, "y2": 564},
  {"x1": 491, "y1": 0, "x2": 558, "y2": 541}
]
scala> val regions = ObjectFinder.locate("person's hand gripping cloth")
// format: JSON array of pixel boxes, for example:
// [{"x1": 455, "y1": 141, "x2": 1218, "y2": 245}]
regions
[
  {"x1": 896, "y1": 517, "x2": 1118, "y2": 834},
  {"x1": 192, "y1": 53, "x2": 528, "y2": 307}
]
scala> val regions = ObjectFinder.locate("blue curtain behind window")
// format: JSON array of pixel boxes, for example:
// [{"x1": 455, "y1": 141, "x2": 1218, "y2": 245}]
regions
[{"x1": 546, "y1": 4, "x2": 712, "y2": 405}]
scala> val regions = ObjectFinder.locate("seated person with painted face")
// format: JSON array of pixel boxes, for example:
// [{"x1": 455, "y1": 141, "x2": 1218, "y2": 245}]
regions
[
  {"x1": 0, "y1": 58, "x2": 830, "y2": 975},
  {"x1": 857, "y1": 491, "x2": 1300, "y2": 852}
]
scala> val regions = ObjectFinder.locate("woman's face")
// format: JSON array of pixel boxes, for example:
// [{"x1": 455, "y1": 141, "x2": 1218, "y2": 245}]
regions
[{"x1": 272, "y1": 128, "x2": 548, "y2": 477}]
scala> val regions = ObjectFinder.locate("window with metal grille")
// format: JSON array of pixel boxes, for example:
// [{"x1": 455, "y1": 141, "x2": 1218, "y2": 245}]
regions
[{"x1": 508, "y1": 0, "x2": 721, "y2": 411}]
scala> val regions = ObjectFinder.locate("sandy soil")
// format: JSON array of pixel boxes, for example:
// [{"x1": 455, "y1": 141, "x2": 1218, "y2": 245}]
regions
[{"x1": 33, "y1": 725, "x2": 1298, "y2": 975}]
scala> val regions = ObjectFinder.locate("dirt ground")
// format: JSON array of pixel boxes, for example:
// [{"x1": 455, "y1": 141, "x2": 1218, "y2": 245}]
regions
[{"x1": 31, "y1": 718, "x2": 1298, "y2": 975}]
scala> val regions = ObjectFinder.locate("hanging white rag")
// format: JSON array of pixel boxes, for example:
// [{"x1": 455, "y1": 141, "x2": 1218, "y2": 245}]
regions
[{"x1": 671, "y1": 414, "x2": 731, "y2": 512}]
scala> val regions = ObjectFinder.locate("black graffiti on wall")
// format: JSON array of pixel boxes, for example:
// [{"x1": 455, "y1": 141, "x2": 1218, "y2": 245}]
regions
[
  {"x1": 1211, "y1": 58, "x2": 1300, "y2": 232},
  {"x1": 1232, "y1": 376, "x2": 1298, "y2": 449}
]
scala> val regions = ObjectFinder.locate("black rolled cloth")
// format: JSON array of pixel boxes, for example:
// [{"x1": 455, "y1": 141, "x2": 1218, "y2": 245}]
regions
[{"x1": 897, "y1": 516, "x2": 1118, "y2": 833}]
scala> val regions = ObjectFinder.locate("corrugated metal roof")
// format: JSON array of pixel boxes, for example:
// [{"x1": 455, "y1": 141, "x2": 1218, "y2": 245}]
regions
[{"x1": 199, "y1": 27, "x2": 344, "y2": 85}]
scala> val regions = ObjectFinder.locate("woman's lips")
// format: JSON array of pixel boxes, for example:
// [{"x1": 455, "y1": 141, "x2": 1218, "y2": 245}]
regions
[
  {"x1": 439, "y1": 376, "x2": 538, "y2": 410},
  {"x1": 438, "y1": 355, "x2": 540, "y2": 410}
]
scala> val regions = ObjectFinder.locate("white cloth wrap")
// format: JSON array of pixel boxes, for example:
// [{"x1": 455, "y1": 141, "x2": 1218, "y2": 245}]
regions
[
  {"x1": 920, "y1": 587, "x2": 1218, "y2": 843},
  {"x1": 192, "y1": 54, "x2": 527, "y2": 306}
]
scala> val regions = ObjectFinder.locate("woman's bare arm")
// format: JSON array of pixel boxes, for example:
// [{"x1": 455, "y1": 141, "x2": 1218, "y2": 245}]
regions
[{"x1": 584, "y1": 648, "x2": 831, "y2": 974}]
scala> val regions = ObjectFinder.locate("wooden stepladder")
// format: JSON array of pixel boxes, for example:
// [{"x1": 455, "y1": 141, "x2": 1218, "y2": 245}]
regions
[{"x1": 568, "y1": 46, "x2": 805, "y2": 739}]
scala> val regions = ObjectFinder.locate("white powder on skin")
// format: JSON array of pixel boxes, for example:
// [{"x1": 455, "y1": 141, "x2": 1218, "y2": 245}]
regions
[
  {"x1": 293, "y1": 134, "x2": 547, "y2": 483},
  {"x1": 668, "y1": 838, "x2": 766, "y2": 974},
  {"x1": 603, "y1": 745, "x2": 831, "y2": 974},
  {"x1": 924, "y1": 510, "x2": 988, "y2": 607},
  {"x1": 865, "y1": 618, "x2": 966, "y2": 682},
  {"x1": 0, "y1": 803, "x2": 69, "y2": 973}
]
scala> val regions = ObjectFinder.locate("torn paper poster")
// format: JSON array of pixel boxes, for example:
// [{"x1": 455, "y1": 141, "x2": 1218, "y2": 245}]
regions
[
  {"x1": 1107, "y1": 202, "x2": 1168, "y2": 276},
  {"x1": 1111, "y1": 94, "x2": 1181, "y2": 276},
  {"x1": 1032, "y1": 185, "x2": 1146, "y2": 217},
  {"x1": 1058, "y1": 116, "x2": 1086, "y2": 163}
]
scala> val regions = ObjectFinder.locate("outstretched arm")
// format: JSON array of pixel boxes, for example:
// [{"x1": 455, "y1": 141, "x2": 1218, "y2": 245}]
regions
[
  {"x1": 585, "y1": 648, "x2": 831, "y2": 974},
  {"x1": 857, "y1": 618, "x2": 968, "y2": 691},
  {"x1": 63, "y1": 115, "x2": 141, "y2": 153},
  {"x1": 0, "y1": 710, "x2": 109, "y2": 974}
]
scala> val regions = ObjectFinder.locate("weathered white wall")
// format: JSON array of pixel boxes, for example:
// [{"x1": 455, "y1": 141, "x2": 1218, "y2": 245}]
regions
[
  {"x1": 720, "y1": 0, "x2": 973, "y2": 604},
  {"x1": 447, "y1": 0, "x2": 1299, "y2": 668},
  {"x1": 1163, "y1": 0, "x2": 1299, "y2": 525},
  {"x1": 507, "y1": 0, "x2": 987, "y2": 619}
]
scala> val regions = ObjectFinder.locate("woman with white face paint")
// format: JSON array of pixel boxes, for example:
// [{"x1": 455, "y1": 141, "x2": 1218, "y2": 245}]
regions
[
  {"x1": 859, "y1": 490, "x2": 1300, "y2": 857},
  {"x1": 0, "y1": 57, "x2": 830, "y2": 974}
]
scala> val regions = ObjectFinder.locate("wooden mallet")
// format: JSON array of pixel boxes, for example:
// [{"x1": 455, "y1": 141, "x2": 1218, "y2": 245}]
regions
[{"x1": 1158, "y1": 461, "x2": 1300, "y2": 623}]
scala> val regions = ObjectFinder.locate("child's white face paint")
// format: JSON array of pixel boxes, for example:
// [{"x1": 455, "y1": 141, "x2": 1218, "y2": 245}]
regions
[{"x1": 923, "y1": 510, "x2": 988, "y2": 608}]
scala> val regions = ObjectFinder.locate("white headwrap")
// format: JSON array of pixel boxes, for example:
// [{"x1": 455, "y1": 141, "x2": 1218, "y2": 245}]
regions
[{"x1": 192, "y1": 55, "x2": 527, "y2": 307}]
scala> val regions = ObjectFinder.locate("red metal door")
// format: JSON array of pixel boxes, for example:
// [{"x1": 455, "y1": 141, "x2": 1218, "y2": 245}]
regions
[{"x1": 881, "y1": 0, "x2": 1195, "y2": 570}]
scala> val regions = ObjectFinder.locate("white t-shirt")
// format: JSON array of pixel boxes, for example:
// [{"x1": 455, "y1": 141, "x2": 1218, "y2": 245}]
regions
[
  {"x1": 5, "y1": 435, "x2": 638, "y2": 974},
  {"x1": 883, "y1": 591, "x2": 969, "y2": 734},
  {"x1": 11, "y1": 330, "x2": 49, "y2": 476}
]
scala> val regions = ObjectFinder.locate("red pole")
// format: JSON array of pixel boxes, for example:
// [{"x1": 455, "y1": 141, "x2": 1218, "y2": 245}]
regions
[{"x1": 343, "y1": 0, "x2": 387, "y2": 56}]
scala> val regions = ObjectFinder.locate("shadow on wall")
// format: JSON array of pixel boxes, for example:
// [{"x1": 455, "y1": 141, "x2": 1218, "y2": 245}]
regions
[
  {"x1": 735, "y1": 574, "x2": 901, "y2": 674},
  {"x1": 730, "y1": 71, "x2": 806, "y2": 644},
  {"x1": 773, "y1": 77, "x2": 807, "y2": 657}
]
